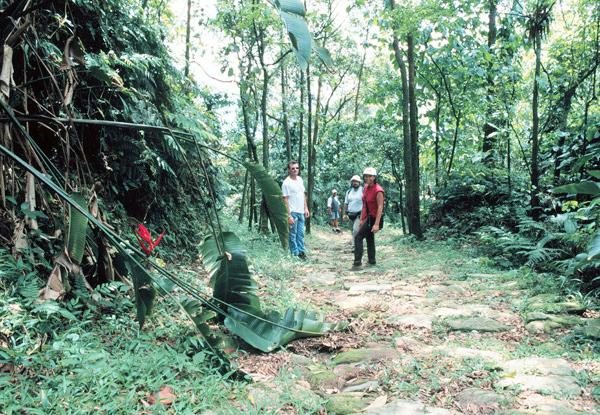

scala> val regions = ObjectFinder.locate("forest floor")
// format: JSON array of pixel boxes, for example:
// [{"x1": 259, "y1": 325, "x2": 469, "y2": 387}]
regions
[{"x1": 234, "y1": 226, "x2": 600, "y2": 414}]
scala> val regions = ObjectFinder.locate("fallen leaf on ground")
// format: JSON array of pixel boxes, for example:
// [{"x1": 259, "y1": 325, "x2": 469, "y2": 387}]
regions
[{"x1": 147, "y1": 385, "x2": 176, "y2": 406}]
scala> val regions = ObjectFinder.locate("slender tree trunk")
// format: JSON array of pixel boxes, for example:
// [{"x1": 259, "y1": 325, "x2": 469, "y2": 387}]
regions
[
  {"x1": 281, "y1": 64, "x2": 292, "y2": 161},
  {"x1": 239, "y1": 170, "x2": 248, "y2": 223},
  {"x1": 392, "y1": 35, "x2": 412, "y2": 236},
  {"x1": 353, "y1": 28, "x2": 369, "y2": 122},
  {"x1": 184, "y1": 0, "x2": 192, "y2": 77},
  {"x1": 407, "y1": 33, "x2": 423, "y2": 239},
  {"x1": 305, "y1": 65, "x2": 313, "y2": 233},
  {"x1": 434, "y1": 93, "x2": 441, "y2": 188},
  {"x1": 482, "y1": 0, "x2": 498, "y2": 160},
  {"x1": 298, "y1": 71, "x2": 304, "y2": 165},
  {"x1": 507, "y1": 128, "x2": 512, "y2": 192},
  {"x1": 446, "y1": 112, "x2": 462, "y2": 176},
  {"x1": 530, "y1": 34, "x2": 542, "y2": 219}
]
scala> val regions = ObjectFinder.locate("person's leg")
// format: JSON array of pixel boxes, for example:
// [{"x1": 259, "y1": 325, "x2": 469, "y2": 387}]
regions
[
  {"x1": 352, "y1": 216, "x2": 360, "y2": 244},
  {"x1": 354, "y1": 221, "x2": 370, "y2": 265},
  {"x1": 295, "y1": 213, "x2": 306, "y2": 255},
  {"x1": 289, "y1": 214, "x2": 299, "y2": 255},
  {"x1": 366, "y1": 229, "x2": 376, "y2": 264}
]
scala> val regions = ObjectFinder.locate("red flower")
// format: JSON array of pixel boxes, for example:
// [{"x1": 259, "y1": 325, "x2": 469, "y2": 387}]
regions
[{"x1": 135, "y1": 224, "x2": 165, "y2": 256}]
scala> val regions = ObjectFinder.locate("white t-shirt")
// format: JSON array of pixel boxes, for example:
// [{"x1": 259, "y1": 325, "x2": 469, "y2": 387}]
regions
[
  {"x1": 282, "y1": 176, "x2": 306, "y2": 214},
  {"x1": 345, "y1": 187, "x2": 363, "y2": 213}
]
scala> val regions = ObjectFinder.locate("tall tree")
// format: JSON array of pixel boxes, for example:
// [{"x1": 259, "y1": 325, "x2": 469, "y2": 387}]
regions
[
  {"x1": 482, "y1": 0, "x2": 498, "y2": 161},
  {"x1": 527, "y1": 0, "x2": 554, "y2": 218}
]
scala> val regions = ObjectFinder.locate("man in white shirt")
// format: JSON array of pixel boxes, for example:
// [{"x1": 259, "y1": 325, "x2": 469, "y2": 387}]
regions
[{"x1": 282, "y1": 160, "x2": 310, "y2": 259}]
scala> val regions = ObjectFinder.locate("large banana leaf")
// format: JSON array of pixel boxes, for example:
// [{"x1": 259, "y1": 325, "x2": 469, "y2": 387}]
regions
[
  {"x1": 273, "y1": 0, "x2": 312, "y2": 69},
  {"x1": 125, "y1": 258, "x2": 156, "y2": 327},
  {"x1": 225, "y1": 307, "x2": 337, "y2": 353},
  {"x1": 200, "y1": 232, "x2": 260, "y2": 311},
  {"x1": 553, "y1": 181, "x2": 600, "y2": 196},
  {"x1": 66, "y1": 193, "x2": 89, "y2": 264},
  {"x1": 243, "y1": 162, "x2": 289, "y2": 249}
]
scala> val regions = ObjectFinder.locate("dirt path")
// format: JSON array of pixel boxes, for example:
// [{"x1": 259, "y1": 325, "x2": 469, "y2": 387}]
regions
[{"x1": 237, "y1": 227, "x2": 600, "y2": 414}]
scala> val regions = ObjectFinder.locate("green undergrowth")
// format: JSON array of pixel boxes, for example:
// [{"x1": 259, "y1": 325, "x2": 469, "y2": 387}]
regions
[{"x1": 0, "y1": 248, "x2": 244, "y2": 413}]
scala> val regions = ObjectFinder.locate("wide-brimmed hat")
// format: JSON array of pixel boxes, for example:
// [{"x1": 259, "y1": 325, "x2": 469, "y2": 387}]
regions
[
  {"x1": 363, "y1": 167, "x2": 377, "y2": 176},
  {"x1": 350, "y1": 175, "x2": 362, "y2": 182}
]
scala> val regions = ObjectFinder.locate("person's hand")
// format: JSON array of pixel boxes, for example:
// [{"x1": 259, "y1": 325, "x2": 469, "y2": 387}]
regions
[
  {"x1": 372, "y1": 224, "x2": 380, "y2": 233},
  {"x1": 359, "y1": 219, "x2": 365, "y2": 226},
  {"x1": 288, "y1": 216, "x2": 295, "y2": 225},
  {"x1": 304, "y1": 208, "x2": 310, "y2": 218}
]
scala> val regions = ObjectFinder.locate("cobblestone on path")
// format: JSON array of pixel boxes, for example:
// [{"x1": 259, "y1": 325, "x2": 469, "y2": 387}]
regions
[{"x1": 248, "y1": 227, "x2": 600, "y2": 414}]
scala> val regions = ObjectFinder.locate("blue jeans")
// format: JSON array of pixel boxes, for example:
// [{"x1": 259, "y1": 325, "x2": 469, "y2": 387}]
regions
[{"x1": 289, "y1": 212, "x2": 306, "y2": 256}]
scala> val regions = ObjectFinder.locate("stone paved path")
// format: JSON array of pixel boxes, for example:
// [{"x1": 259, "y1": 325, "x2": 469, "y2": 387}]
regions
[{"x1": 238, "y1": 228, "x2": 600, "y2": 414}]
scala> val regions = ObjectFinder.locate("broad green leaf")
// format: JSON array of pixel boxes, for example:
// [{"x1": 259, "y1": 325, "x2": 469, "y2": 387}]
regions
[
  {"x1": 275, "y1": 0, "x2": 305, "y2": 16},
  {"x1": 563, "y1": 217, "x2": 577, "y2": 234},
  {"x1": 124, "y1": 258, "x2": 156, "y2": 328},
  {"x1": 588, "y1": 232, "x2": 600, "y2": 260},
  {"x1": 224, "y1": 307, "x2": 336, "y2": 352},
  {"x1": 552, "y1": 181, "x2": 600, "y2": 196},
  {"x1": 315, "y1": 46, "x2": 333, "y2": 67},
  {"x1": 182, "y1": 298, "x2": 217, "y2": 339},
  {"x1": 243, "y1": 162, "x2": 289, "y2": 249},
  {"x1": 588, "y1": 170, "x2": 600, "y2": 180},
  {"x1": 200, "y1": 232, "x2": 260, "y2": 311},
  {"x1": 66, "y1": 193, "x2": 89, "y2": 264},
  {"x1": 279, "y1": 11, "x2": 312, "y2": 69}
]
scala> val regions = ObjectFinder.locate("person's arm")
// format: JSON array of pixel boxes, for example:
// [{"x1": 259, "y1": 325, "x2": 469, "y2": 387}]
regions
[
  {"x1": 327, "y1": 197, "x2": 332, "y2": 213},
  {"x1": 371, "y1": 192, "x2": 384, "y2": 233},
  {"x1": 304, "y1": 193, "x2": 310, "y2": 218},
  {"x1": 283, "y1": 196, "x2": 294, "y2": 224}
]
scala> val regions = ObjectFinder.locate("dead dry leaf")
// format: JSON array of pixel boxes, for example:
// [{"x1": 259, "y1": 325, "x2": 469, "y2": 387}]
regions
[
  {"x1": 147, "y1": 385, "x2": 176, "y2": 406},
  {"x1": 364, "y1": 395, "x2": 387, "y2": 411}
]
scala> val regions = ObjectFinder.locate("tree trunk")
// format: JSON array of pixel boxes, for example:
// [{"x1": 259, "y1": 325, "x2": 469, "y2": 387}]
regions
[
  {"x1": 239, "y1": 170, "x2": 248, "y2": 223},
  {"x1": 305, "y1": 65, "x2": 313, "y2": 233},
  {"x1": 407, "y1": 33, "x2": 423, "y2": 239},
  {"x1": 281, "y1": 63, "x2": 292, "y2": 161},
  {"x1": 392, "y1": 34, "x2": 412, "y2": 237},
  {"x1": 353, "y1": 29, "x2": 369, "y2": 122},
  {"x1": 184, "y1": 0, "x2": 192, "y2": 77},
  {"x1": 530, "y1": 33, "x2": 542, "y2": 219},
  {"x1": 482, "y1": 0, "x2": 498, "y2": 160},
  {"x1": 446, "y1": 112, "x2": 462, "y2": 176},
  {"x1": 298, "y1": 70, "x2": 304, "y2": 165},
  {"x1": 434, "y1": 93, "x2": 441, "y2": 188}
]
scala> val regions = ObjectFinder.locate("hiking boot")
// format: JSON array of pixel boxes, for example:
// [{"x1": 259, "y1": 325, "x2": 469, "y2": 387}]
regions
[
  {"x1": 298, "y1": 252, "x2": 307, "y2": 260},
  {"x1": 367, "y1": 261, "x2": 376, "y2": 266},
  {"x1": 351, "y1": 261, "x2": 362, "y2": 270}
]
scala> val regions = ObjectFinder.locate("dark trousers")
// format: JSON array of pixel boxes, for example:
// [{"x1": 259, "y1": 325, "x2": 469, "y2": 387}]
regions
[{"x1": 354, "y1": 216, "x2": 381, "y2": 264}]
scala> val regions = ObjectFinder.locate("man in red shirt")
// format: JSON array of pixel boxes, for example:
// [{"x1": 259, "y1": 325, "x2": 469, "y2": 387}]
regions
[{"x1": 353, "y1": 167, "x2": 384, "y2": 268}]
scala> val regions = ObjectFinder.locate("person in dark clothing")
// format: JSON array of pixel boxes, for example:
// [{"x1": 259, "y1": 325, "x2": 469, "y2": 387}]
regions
[{"x1": 352, "y1": 167, "x2": 384, "y2": 268}]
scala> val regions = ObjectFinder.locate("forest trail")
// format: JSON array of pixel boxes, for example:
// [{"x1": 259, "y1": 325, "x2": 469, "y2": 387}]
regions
[{"x1": 236, "y1": 226, "x2": 600, "y2": 414}]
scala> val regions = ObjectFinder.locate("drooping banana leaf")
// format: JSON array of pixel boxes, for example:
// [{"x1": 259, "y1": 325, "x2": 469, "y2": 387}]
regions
[
  {"x1": 243, "y1": 162, "x2": 289, "y2": 249},
  {"x1": 200, "y1": 232, "x2": 260, "y2": 312},
  {"x1": 224, "y1": 307, "x2": 337, "y2": 353},
  {"x1": 553, "y1": 181, "x2": 600, "y2": 196},
  {"x1": 181, "y1": 298, "x2": 217, "y2": 340},
  {"x1": 124, "y1": 257, "x2": 156, "y2": 328},
  {"x1": 66, "y1": 193, "x2": 89, "y2": 264},
  {"x1": 272, "y1": 0, "x2": 312, "y2": 69}
]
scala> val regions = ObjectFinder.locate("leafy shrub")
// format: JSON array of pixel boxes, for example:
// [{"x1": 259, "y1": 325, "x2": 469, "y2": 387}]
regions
[{"x1": 426, "y1": 167, "x2": 527, "y2": 236}]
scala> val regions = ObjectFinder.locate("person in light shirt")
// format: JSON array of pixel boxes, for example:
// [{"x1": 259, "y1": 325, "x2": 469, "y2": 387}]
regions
[
  {"x1": 282, "y1": 160, "x2": 310, "y2": 260},
  {"x1": 342, "y1": 175, "x2": 363, "y2": 248},
  {"x1": 327, "y1": 189, "x2": 341, "y2": 232}
]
